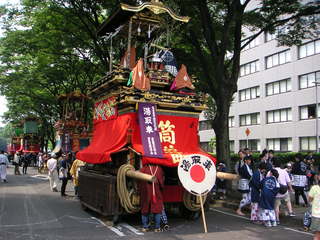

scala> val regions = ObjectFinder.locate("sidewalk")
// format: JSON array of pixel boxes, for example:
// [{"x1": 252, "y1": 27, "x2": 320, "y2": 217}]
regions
[{"x1": 210, "y1": 193, "x2": 309, "y2": 230}]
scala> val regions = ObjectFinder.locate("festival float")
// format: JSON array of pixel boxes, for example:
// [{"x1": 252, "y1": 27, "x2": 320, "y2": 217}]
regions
[
  {"x1": 53, "y1": 91, "x2": 91, "y2": 153},
  {"x1": 76, "y1": 0, "x2": 236, "y2": 223},
  {"x1": 17, "y1": 117, "x2": 41, "y2": 153},
  {"x1": 7, "y1": 126, "x2": 23, "y2": 156}
]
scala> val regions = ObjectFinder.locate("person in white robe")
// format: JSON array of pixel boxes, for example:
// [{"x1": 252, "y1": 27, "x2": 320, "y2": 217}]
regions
[{"x1": 0, "y1": 150, "x2": 10, "y2": 183}]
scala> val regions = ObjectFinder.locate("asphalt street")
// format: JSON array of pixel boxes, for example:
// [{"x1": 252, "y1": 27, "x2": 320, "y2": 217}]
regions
[{"x1": 0, "y1": 166, "x2": 314, "y2": 240}]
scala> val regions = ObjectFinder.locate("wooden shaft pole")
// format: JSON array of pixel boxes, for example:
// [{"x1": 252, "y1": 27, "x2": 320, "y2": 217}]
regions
[
  {"x1": 199, "y1": 194, "x2": 208, "y2": 233},
  {"x1": 125, "y1": 170, "x2": 156, "y2": 183},
  {"x1": 217, "y1": 172, "x2": 239, "y2": 180}
]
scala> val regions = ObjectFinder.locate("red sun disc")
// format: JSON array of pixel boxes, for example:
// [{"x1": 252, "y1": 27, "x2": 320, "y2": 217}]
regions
[{"x1": 190, "y1": 165, "x2": 205, "y2": 183}]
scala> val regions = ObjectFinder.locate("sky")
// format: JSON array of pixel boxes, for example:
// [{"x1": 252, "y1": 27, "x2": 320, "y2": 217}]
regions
[{"x1": 0, "y1": 0, "x2": 20, "y2": 127}]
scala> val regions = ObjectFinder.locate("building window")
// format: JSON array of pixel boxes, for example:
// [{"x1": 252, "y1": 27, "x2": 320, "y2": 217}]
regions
[
  {"x1": 239, "y1": 86, "x2": 260, "y2": 102},
  {"x1": 239, "y1": 113, "x2": 260, "y2": 126},
  {"x1": 299, "y1": 39, "x2": 320, "y2": 59},
  {"x1": 239, "y1": 139, "x2": 261, "y2": 151},
  {"x1": 266, "y1": 78, "x2": 291, "y2": 96},
  {"x1": 230, "y1": 140, "x2": 235, "y2": 153},
  {"x1": 267, "y1": 138, "x2": 292, "y2": 152},
  {"x1": 200, "y1": 142, "x2": 213, "y2": 152},
  {"x1": 229, "y1": 116, "x2": 235, "y2": 128},
  {"x1": 300, "y1": 105, "x2": 317, "y2": 120},
  {"x1": 267, "y1": 108, "x2": 292, "y2": 123},
  {"x1": 266, "y1": 50, "x2": 291, "y2": 69},
  {"x1": 299, "y1": 71, "x2": 320, "y2": 89},
  {"x1": 300, "y1": 137, "x2": 316, "y2": 151},
  {"x1": 265, "y1": 31, "x2": 277, "y2": 42},
  {"x1": 199, "y1": 120, "x2": 212, "y2": 131},
  {"x1": 240, "y1": 60, "x2": 260, "y2": 77},
  {"x1": 242, "y1": 37, "x2": 260, "y2": 51}
]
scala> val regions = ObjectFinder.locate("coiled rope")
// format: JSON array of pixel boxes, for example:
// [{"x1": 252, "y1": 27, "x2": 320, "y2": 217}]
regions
[
  {"x1": 116, "y1": 164, "x2": 140, "y2": 214},
  {"x1": 117, "y1": 164, "x2": 206, "y2": 213}
]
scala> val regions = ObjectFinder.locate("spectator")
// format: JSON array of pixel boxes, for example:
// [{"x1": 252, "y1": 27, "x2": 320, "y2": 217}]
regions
[
  {"x1": 59, "y1": 154, "x2": 69, "y2": 197},
  {"x1": 13, "y1": 151, "x2": 21, "y2": 175},
  {"x1": 69, "y1": 158, "x2": 85, "y2": 196},
  {"x1": 292, "y1": 153, "x2": 309, "y2": 206},
  {"x1": 267, "y1": 150, "x2": 276, "y2": 167},
  {"x1": 236, "y1": 156, "x2": 253, "y2": 216},
  {"x1": 285, "y1": 163, "x2": 293, "y2": 180},
  {"x1": 234, "y1": 149, "x2": 246, "y2": 175},
  {"x1": 47, "y1": 153, "x2": 58, "y2": 192},
  {"x1": 0, "y1": 150, "x2": 9, "y2": 183},
  {"x1": 259, "y1": 169, "x2": 280, "y2": 227},
  {"x1": 306, "y1": 153, "x2": 316, "y2": 190},
  {"x1": 21, "y1": 153, "x2": 30, "y2": 175},
  {"x1": 273, "y1": 159, "x2": 295, "y2": 225},
  {"x1": 260, "y1": 152, "x2": 273, "y2": 172},
  {"x1": 308, "y1": 174, "x2": 320, "y2": 240}
]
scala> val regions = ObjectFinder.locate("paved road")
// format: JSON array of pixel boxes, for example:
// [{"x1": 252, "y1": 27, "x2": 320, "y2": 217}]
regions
[{"x1": 0, "y1": 166, "x2": 314, "y2": 240}]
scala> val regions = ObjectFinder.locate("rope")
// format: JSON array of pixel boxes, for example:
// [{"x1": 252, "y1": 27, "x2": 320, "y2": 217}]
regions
[
  {"x1": 183, "y1": 191, "x2": 207, "y2": 211},
  {"x1": 117, "y1": 164, "x2": 206, "y2": 213},
  {"x1": 116, "y1": 164, "x2": 140, "y2": 214}
]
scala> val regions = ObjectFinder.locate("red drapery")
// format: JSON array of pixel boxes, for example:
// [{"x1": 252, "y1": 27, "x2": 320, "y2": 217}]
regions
[
  {"x1": 77, "y1": 113, "x2": 216, "y2": 166},
  {"x1": 76, "y1": 114, "x2": 132, "y2": 164}
]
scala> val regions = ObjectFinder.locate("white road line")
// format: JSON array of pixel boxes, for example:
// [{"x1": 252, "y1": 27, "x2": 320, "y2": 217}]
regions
[
  {"x1": 91, "y1": 217, "x2": 125, "y2": 237},
  {"x1": 211, "y1": 208, "x2": 314, "y2": 236},
  {"x1": 284, "y1": 227, "x2": 313, "y2": 236},
  {"x1": 210, "y1": 208, "x2": 249, "y2": 220},
  {"x1": 120, "y1": 223, "x2": 144, "y2": 235},
  {"x1": 30, "y1": 175, "x2": 49, "y2": 180}
]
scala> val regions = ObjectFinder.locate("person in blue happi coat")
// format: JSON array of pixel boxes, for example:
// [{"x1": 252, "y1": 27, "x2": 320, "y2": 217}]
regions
[
  {"x1": 250, "y1": 162, "x2": 268, "y2": 224},
  {"x1": 236, "y1": 156, "x2": 253, "y2": 216},
  {"x1": 259, "y1": 168, "x2": 280, "y2": 227}
]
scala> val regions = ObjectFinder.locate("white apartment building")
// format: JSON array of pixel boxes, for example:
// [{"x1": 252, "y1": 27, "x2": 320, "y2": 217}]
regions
[{"x1": 199, "y1": 17, "x2": 320, "y2": 153}]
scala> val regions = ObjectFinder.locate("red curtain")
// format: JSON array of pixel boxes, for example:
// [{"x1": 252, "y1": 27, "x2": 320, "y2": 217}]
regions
[
  {"x1": 77, "y1": 113, "x2": 216, "y2": 166},
  {"x1": 76, "y1": 114, "x2": 132, "y2": 164}
]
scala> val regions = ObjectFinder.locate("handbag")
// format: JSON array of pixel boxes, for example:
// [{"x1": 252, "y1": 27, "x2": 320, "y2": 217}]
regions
[
  {"x1": 238, "y1": 178, "x2": 250, "y2": 191},
  {"x1": 59, "y1": 168, "x2": 66, "y2": 179}
]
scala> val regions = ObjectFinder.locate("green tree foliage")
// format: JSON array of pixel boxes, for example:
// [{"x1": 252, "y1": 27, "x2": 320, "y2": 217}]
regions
[
  {"x1": 162, "y1": 0, "x2": 319, "y2": 168},
  {"x1": 0, "y1": 0, "x2": 319, "y2": 162},
  {"x1": 0, "y1": 0, "x2": 126, "y2": 149}
]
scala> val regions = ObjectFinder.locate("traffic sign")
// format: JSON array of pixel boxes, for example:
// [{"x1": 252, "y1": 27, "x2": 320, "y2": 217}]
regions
[
  {"x1": 178, "y1": 154, "x2": 216, "y2": 195},
  {"x1": 245, "y1": 128, "x2": 251, "y2": 136}
]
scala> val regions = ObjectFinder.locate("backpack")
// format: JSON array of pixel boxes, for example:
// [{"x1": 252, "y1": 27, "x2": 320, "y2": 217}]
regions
[{"x1": 278, "y1": 184, "x2": 288, "y2": 195}]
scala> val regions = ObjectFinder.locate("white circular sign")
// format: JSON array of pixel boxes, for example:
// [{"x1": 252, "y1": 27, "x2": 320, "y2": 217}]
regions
[{"x1": 178, "y1": 154, "x2": 216, "y2": 195}]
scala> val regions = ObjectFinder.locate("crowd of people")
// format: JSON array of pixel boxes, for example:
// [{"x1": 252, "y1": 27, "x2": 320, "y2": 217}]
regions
[
  {"x1": 2, "y1": 150, "x2": 85, "y2": 198},
  {"x1": 225, "y1": 148, "x2": 320, "y2": 239}
]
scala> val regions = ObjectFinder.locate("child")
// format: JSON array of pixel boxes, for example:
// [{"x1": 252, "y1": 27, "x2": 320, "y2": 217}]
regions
[
  {"x1": 259, "y1": 169, "x2": 280, "y2": 227},
  {"x1": 304, "y1": 208, "x2": 312, "y2": 231},
  {"x1": 250, "y1": 162, "x2": 267, "y2": 224},
  {"x1": 216, "y1": 162, "x2": 227, "y2": 200},
  {"x1": 308, "y1": 174, "x2": 320, "y2": 240}
]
